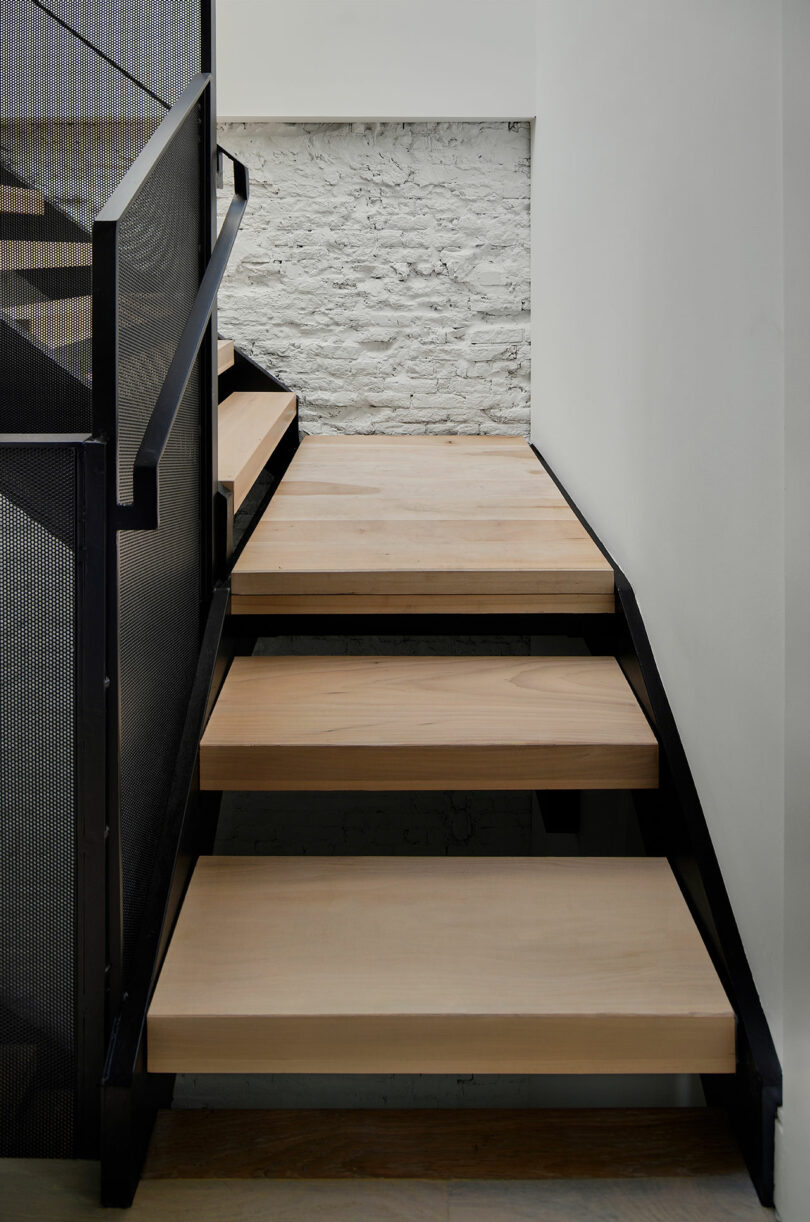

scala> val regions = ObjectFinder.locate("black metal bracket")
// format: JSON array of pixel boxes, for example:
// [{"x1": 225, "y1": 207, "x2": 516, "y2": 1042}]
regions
[{"x1": 535, "y1": 790, "x2": 582, "y2": 837}]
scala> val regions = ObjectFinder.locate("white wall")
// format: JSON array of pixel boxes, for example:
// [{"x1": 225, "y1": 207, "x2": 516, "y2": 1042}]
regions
[
  {"x1": 216, "y1": 0, "x2": 535, "y2": 119},
  {"x1": 777, "y1": 2, "x2": 810, "y2": 1218},
  {"x1": 532, "y1": 0, "x2": 785, "y2": 1069}
]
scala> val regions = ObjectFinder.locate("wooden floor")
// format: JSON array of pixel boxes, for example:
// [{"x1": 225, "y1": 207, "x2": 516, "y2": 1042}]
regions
[
  {"x1": 0, "y1": 1158, "x2": 774, "y2": 1220},
  {"x1": 144, "y1": 1107, "x2": 743, "y2": 1180},
  {"x1": 200, "y1": 654, "x2": 658, "y2": 791},
  {"x1": 146, "y1": 856, "x2": 734, "y2": 1076},
  {"x1": 231, "y1": 435, "x2": 615, "y2": 615}
]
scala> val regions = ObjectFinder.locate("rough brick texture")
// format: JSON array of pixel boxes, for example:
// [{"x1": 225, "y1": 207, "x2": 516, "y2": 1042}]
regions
[{"x1": 216, "y1": 121, "x2": 531, "y2": 436}]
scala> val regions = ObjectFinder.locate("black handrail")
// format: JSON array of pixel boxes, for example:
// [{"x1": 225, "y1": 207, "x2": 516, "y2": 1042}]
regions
[
  {"x1": 119, "y1": 149, "x2": 246, "y2": 529},
  {"x1": 93, "y1": 75, "x2": 249, "y2": 530}
]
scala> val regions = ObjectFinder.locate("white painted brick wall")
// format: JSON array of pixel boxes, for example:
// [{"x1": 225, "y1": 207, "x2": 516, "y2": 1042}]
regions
[{"x1": 216, "y1": 121, "x2": 531, "y2": 436}]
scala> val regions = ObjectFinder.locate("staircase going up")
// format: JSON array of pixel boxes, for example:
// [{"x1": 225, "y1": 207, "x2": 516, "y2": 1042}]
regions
[
  {"x1": 1, "y1": 0, "x2": 777, "y2": 1199},
  {"x1": 148, "y1": 402, "x2": 736, "y2": 1104}
]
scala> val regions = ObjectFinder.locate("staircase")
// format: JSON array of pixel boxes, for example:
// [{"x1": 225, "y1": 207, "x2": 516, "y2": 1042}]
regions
[
  {"x1": 0, "y1": 0, "x2": 781, "y2": 1209},
  {"x1": 137, "y1": 386, "x2": 745, "y2": 1166}
]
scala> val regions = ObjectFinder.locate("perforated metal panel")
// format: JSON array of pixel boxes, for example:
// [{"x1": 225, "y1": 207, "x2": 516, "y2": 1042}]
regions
[
  {"x1": 0, "y1": 0, "x2": 202, "y2": 432},
  {"x1": 114, "y1": 103, "x2": 204, "y2": 979},
  {"x1": 1, "y1": 0, "x2": 207, "y2": 1160},
  {"x1": 0, "y1": 446, "x2": 77, "y2": 1157}
]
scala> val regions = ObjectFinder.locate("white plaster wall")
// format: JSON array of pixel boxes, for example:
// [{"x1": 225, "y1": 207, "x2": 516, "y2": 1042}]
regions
[
  {"x1": 532, "y1": 0, "x2": 786, "y2": 1064},
  {"x1": 217, "y1": 121, "x2": 531, "y2": 436},
  {"x1": 777, "y1": 3, "x2": 810, "y2": 1218},
  {"x1": 216, "y1": 0, "x2": 535, "y2": 120}
]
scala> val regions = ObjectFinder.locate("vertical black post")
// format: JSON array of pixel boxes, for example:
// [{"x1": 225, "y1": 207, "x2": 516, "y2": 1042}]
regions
[
  {"x1": 92, "y1": 210, "x2": 124, "y2": 1023},
  {"x1": 74, "y1": 440, "x2": 108, "y2": 1155}
]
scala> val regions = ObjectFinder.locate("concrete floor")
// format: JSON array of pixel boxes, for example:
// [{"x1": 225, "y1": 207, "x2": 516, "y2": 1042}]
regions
[{"x1": 1, "y1": 1160, "x2": 774, "y2": 1221}]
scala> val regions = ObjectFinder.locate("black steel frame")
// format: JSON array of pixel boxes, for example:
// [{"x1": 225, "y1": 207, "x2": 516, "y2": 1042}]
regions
[{"x1": 527, "y1": 444, "x2": 782, "y2": 1206}]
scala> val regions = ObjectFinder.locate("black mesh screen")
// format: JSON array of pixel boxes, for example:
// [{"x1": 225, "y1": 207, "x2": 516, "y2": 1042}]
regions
[
  {"x1": 115, "y1": 104, "x2": 203, "y2": 980},
  {"x1": 0, "y1": 445, "x2": 77, "y2": 1157},
  {"x1": 1, "y1": 0, "x2": 207, "y2": 1158},
  {"x1": 0, "y1": 0, "x2": 201, "y2": 432}
]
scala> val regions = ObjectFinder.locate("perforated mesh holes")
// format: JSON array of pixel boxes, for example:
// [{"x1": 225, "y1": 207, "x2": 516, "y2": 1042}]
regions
[
  {"x1": 115, "y1": 101, "x2": 203, "y2": 982},
  {"x1": 0, "y1": 0, "x2": 200, "y2": 430},
  {"x1": 0, "y1": 446, "x2": 77, "y2": 1157}
]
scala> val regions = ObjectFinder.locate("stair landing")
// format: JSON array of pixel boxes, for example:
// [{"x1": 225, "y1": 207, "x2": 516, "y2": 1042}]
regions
[
  {"x1": 231, "y1": 435, "x2": 614, "y2": 615},
  {"x1": 147, "y1": 856, "x2": 735, "y2": 1076}
]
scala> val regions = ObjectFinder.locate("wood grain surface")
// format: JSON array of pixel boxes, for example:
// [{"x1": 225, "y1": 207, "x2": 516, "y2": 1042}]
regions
[
  {"x1": 217, "y1": 338, "x2": 234, "y2": 373},
  {"x1": 200, "y1": 654, "x2": 658, "y2": 790},
  {"x1": 218, "y1": 390, "x2": 296, "y2": 510},
  {"x1": 232, "y1": 435, "x2": 613, "y2": 607},
  {"x1": 147, "y1": 856, "x2": 734, "y2": 1075}
]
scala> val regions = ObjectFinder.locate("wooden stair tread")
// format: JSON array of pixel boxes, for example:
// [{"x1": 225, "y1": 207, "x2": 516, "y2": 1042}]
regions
[
  {"x1": 4, "y1": 296, "x2": 91, "y2": 348},
  {"x1": 0, "y1": 185, "x2": 45, "y2": 214},
  {"x1": 200, "y1": 654, "x2": 658, "y2": 790},
  {"x1": 231, "y1": 435, "x2": 614, "y2": 613},
  {"x1": 146, "y1": 856, "x2": 735, "y2": 1074},
  {"x1": 218, "y1": 338, "x2": 235, "y2": 374},
  {"x1": 218, "y1": 390, "x2": 297, "y2": 511},
  {"x1": 0, "y1": 240, "x2": 91, "y2": 271},
  {"x1": 144, "y1": 1106, "x2": 744, "y2": 1180}
]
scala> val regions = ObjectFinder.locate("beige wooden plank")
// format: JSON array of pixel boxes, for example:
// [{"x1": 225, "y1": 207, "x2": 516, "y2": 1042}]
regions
[
  {"x1": 269, "y1": 482, "x2": 577, "y2": 520},
  {"x1": 0, "y1": 241, "x2": 91, "y2": 271},
  {"x1": 218, "y1": 390, "x2": 296, "y2": 510},
  {"x1": 218, "y1": 338, "x2": 234, "y2": 373},
  {"x1": 199, "y1": 655, "x2": 657, "y2": 791},
  {"x1": 233, "y1": 434, "x2": 612, "y2": 602},
  {"x1": 4, "y1": 296, "x2": 91, "y2": 348},
  {"x1": 0, "y1": 185, "x2": 45, "y2": 214},
  {"x1": 147, "y1": 856, "x2": 734, "y2": 1075},
  {"x1": 229, "y1": 592, "x2": 615, "y2": 615},
  {"x1": 233, "y1": 520, "x2": 613, "y2": 595}
]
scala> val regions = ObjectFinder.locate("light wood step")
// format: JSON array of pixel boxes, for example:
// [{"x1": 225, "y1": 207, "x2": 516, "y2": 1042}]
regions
[
  {"x1": 218, "y1": 390, "x2": 297, "y2": 511},
  {"x1": 200, "y1": 654, "x2": 658, "y2": 791},
  {"x1": 231, "y1": 435, "x2": 615, "y2": 615},
  {"x1": 147, "y1": 856, "x2": 735, "y2": 1075},
  {"x1": 4, "y1": 296, "x2": 91, "y2": 348},
  {"x1": 0, "y1": 240, "x2": 91, "y2": 271},
  {"x1": 218, "y1": 338, "x2": 234, "y2": 374},
  {"x1": 0, "y1": 185, "x2": 45, "y2": 214}
]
